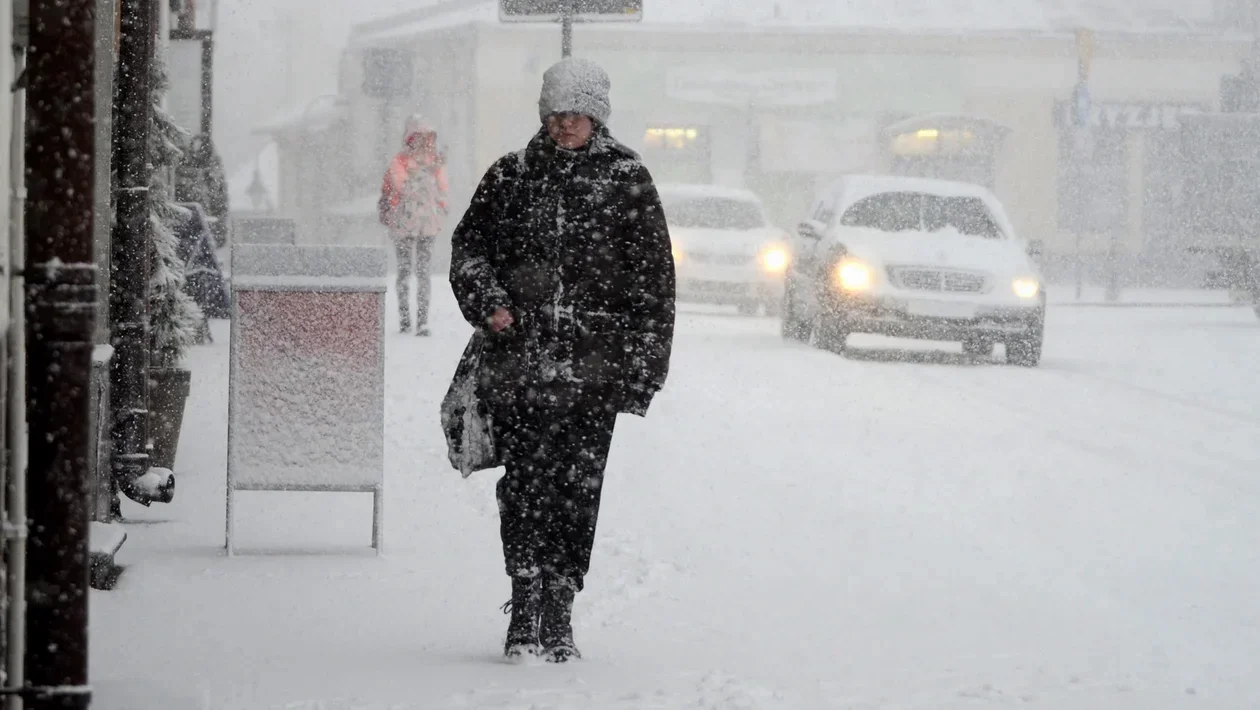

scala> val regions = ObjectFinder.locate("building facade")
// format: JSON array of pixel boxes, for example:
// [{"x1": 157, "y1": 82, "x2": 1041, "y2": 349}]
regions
[{"x1": 265, "y1": 0, "x2": 1248, "y2": 284}]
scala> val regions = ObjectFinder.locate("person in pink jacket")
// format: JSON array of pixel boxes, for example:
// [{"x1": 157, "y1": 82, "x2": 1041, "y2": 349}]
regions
[{"x1": 379, "y1": 116, "x2": 449, "y2": 335}]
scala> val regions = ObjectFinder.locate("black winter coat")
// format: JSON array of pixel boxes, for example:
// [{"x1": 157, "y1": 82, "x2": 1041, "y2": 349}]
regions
[{"x1": 449, "y1": 126, "x2": 676, "y2": 417}]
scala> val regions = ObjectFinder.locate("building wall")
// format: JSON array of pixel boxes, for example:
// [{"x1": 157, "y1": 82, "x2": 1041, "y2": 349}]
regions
[
  {"x1": 310, "y1": 22, "x2": 1247, "y2": 285},
  {"x1": 461, "y1": 25, "x2": 1243, "y2": 259}
]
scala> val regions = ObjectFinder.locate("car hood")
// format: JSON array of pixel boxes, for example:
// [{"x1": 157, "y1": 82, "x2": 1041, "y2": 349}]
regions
[
  {"x1": 837, "y1": 227, "x2": 1036, "y2": 274},
  {"x1": 670, "y1": 226, "x2": 787, "y2": 256}
]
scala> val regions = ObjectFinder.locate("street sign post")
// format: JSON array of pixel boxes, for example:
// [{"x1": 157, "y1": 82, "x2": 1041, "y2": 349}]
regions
[
  {"x1": 1074, "y1": 27, "x2": 1094, "y2": 300},
  {"x1": 500, "y1": 0, "x2": 642, "y2": 57},
  {"x1": 499, "y1": 0, "x2": 642, "y2": 22}
]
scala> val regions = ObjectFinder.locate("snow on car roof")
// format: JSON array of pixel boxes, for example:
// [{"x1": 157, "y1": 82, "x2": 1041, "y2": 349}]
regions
[
  {"x1": 656, "y1": 183, "x2": 764, "y2": 204},
  {"x1": 831, "y1": 174, "x2": 1020, "y2": 239},
  {"x1": 835, "y1": 175, "x2": 998, "y2": 201}
]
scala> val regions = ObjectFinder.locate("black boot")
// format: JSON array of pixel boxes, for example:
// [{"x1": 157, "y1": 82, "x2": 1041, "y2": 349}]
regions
[
  {"x1": 501, "y1": 576, "x2": 542, "y2": 659},
  {"x1": 540, "y1": 576, "x2": 580, "y2": 663}
]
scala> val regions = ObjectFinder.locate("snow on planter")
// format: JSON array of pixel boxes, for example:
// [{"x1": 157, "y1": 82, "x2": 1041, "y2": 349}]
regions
[{"x1": 227, "y1": 243, "x2": 387, "y2": 555}]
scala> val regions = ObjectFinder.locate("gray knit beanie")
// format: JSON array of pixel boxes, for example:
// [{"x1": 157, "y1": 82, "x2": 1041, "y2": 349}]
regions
[{"x1": 538, "y1": 58, "x2": 611, "y2": 125}]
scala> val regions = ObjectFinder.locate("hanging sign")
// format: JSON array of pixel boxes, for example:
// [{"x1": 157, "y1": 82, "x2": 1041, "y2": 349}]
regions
[{"x1": 500, "y1": 0, "x2": 643, "y2": 22}]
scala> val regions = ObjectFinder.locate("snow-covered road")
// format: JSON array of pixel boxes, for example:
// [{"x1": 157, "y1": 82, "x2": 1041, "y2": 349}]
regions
[{"x1": 92, "y1": 282, "x2": 1260, "y2": 709}]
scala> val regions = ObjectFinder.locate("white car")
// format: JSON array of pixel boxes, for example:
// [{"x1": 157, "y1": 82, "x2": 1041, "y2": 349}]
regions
[
  {"x1": 661, "y1": 184, "x2": 790, "y2": 315},
  {"x1": 780, "y1": 175, "x2": 1046, "y2": 366}
]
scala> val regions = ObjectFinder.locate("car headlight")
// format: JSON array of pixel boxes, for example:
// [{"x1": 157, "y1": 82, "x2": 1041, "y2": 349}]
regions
[
  {"x1": 835, "y1": 259, "x2": 873, "y2": 292},
  {"x1": 1012, "y1": 278, "x2": 1040, "y2": 299},
  {"x1": 760, "y1": 247, "x2": 789, "y2": 273},
  {"x1": 672, "y1": 244, "x2": 684, "y2": 262}
]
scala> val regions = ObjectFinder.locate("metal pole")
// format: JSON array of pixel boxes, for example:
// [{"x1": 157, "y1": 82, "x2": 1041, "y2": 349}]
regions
[
  {"x1": 110, "y1": 0, "x2": 154, "y2": 505},
  {"x1": 1074, "y1": 226, "x2": 1083, "y2": 300},
  {"x1": 24, "y1": 0, "x2": 98, "y2": 706},
  {"x1": 561, "y1": 7, "x2": 573, "y2": 58},
  {"x1": 5, "y1": 47, "x2": 28, "y2": 710}
]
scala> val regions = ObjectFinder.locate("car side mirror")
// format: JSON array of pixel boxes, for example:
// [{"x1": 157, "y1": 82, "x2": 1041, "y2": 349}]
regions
[
  {"x1": 798, "y1": 220, "x2": 825, "y2": 240},
  {"x1": 1026, "y1": 239, "x2": 1044, "y2": 259}
]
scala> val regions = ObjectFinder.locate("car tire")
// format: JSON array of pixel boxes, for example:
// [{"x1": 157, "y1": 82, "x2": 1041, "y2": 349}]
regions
[
  {"x1": 780, "y1": 283, "x2": 811, "y2": 342},
  {"x1": 763, "y1": 297, "x2": 783, "y2": 318},
  {"x1": 812, "y1": 311, "x2": 850, "y2": 353},
  {"x1": 963, "y1": 337, "x2": 993, "y2": 358},
  {"x1": 737, "y1": 302, "x2": 759, "y2": 317},
  {"x1": 1005, "y1": 325, "x2": 1044, "y2": 367}
]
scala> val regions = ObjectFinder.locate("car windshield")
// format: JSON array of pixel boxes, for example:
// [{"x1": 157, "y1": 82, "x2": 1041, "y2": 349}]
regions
[
  {"x1": 839, "y1": 191, "x2": 1004, "y2": 239},
  {"x1": 662, "y1": 196, "x2": 766, "y2": 230}
]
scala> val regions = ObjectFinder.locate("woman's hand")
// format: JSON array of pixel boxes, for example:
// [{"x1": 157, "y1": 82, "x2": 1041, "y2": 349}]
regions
[{"x1": 488, "y1": 308, "x2": 515, "y2": 333}]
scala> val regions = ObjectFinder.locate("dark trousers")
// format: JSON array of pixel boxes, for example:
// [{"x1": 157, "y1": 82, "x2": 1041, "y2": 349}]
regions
[
  {"x1": 495, "y1": 405, "x2": 617, "y2": 591},
  {"x1": 394, "y1": 235, "x2": 433, "y2": 330}
]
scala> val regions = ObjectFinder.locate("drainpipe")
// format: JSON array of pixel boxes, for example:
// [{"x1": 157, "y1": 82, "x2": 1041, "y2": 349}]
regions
[
  {"x1": 110, "y1": 0, "x2": 155, "y2": 508},
  {"x1": 5, "y1": 45, "x2": 26, "y2": 710}
]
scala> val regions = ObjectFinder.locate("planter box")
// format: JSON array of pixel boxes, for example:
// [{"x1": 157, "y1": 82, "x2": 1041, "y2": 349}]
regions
[{"x1": 149, "y1": 367, "x2": 191, "y2": 471}]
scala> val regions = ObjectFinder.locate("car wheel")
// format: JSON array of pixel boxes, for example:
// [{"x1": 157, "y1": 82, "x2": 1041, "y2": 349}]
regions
[
  {"x1": 812, "y1": 311, "x2": 850, "y2": 353},
  {"x1": 763, "y1": 297, "x2": 783, "y2": 318},
  {"x1": 780, "y1": 283, "x2": 811, "y2": 342},
  {"x1": 1005, "y1": 326, "x2": 1044, "y2": 367},
  {"x1": 962, "y1": 337, "x2": 993, "y2": 359},
  {"x1": 737, "y1": 302, "x2": 759, "y2": 317}
]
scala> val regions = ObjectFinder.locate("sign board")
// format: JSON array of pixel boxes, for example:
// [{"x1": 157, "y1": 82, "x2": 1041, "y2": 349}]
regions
[
  {"x1": 227, "y1": 244, "x2": 388, "y2": 554},
  {"x1": 1054, "y1": 100, "x2": 1204, "y2": 132},
  {"x1": 168, "y1": 37, "x2": 206, "y2": 137},
  {"x1": 500, "y1": 0, "x2": 643, "y2": 22},
  {"x1": 666, "y1": 67, "x2": 838, "y2": 107}
]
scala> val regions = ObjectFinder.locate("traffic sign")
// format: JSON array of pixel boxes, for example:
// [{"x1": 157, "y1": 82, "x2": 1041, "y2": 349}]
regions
[{"x1": 500, "y1": 0, "x2": 643, "y2": 22}]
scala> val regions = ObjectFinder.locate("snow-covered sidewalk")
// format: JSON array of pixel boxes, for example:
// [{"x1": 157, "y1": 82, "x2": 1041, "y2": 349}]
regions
[{"x1": 91, "y1": 283, "x2": 1260, "y2": 710}]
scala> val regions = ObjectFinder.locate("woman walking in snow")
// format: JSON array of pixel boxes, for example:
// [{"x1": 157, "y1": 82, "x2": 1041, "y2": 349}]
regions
[
  {"x1": 380, "y1": 116, "x2": 449, "y2": 335},
  {"x1": 449, "y1": 58, "x2": 676, "y2": 662}
]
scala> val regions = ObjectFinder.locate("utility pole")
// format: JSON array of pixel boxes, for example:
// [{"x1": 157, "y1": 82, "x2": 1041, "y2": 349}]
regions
[
  {"x1": 110, "y1": 0, "x2": 155, "y2": 506},
  {"x1": 24, "y1": 0, "x2": 98, "y2": 707},
  {"x1": 561, "y1": 2, "x2": 573, "y2": 58},
  {"x1": 1072, "y1": 28, "x2": 1094, "y2": 301}
]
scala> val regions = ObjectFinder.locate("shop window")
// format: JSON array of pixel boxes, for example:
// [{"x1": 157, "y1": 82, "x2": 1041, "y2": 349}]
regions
[
  {"x1": 883, "y1": 117, "x2": 1008, "y2": 189},
  {"x1": 644, "y1": 126, "x2": 704, "y2": 151},
  {"x1": 642, "y1": 124, "x2": 711, "y2": 184}
]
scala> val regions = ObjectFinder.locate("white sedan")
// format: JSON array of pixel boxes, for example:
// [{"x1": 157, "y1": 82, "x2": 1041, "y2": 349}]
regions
[
  {"x1": 661, "y1": 184, "x2": 790, "y2": 316},
  {"x1": 781, "y1": 175, "x2": 1046, "y2": 366}
]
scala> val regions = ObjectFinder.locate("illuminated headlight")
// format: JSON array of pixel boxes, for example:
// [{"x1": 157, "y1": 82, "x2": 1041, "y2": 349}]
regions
[
  {"x1": 760, "y1": 247, "x2": 789, "y2": 273},
  {"x1": 1012, "y1": 279, "x2": 1040, "y2": 299},
  {"x1": 672, "y1": 244, "x2": 684, "y2": 262},
  {"x1": 835, "y1": 259, "x2": 873, "y2": 292}
]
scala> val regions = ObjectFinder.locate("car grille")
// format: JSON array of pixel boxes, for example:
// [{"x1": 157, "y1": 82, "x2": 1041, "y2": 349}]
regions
[
  {"x1": 888, "y1": 267, "x2": 988, "y2": 293},
  {"x1": 688, "y1": 252, "x2": 754, "y2": 266}
]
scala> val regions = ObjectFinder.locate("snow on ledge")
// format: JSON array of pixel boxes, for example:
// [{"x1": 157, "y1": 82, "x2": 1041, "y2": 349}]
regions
[{"x1": 90, "y1": 521, "x2": 127, "y2": 558}]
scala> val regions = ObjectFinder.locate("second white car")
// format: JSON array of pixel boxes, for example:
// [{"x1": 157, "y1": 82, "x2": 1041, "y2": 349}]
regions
[{"x1": 662, "y1": 184, "x2": 790, "y2": 316}]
